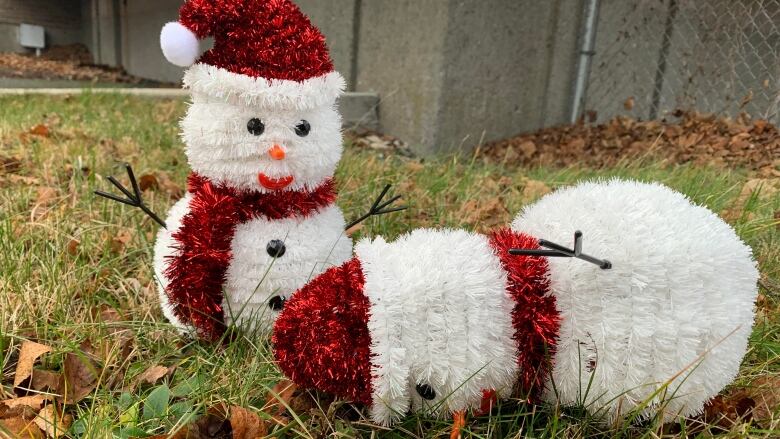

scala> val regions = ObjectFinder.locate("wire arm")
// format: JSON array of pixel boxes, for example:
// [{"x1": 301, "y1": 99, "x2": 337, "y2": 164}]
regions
[
  {"x1": 94, "y1": 163, "x2": 167, "y2": 229},
  {"x1": 509, "y1": 231, "x2": 612, "y2": 270},
  {"x1": 345, "y1": 184, "x2": 407, "y2": 231}
]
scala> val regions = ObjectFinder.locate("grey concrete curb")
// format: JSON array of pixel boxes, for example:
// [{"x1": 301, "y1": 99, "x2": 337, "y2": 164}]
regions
[
  {"x1": 0, "y1": 88, "x2": 188, "y2": 98},
  {"x1": 0, "y1": 88, "x2": 381, "y2": 130}
]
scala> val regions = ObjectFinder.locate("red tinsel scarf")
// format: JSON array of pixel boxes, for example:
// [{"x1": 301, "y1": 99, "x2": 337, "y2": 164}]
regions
[
  {"x1": 489, "y1": 229, "x2": 560, "y2": 400},
  {"x1": 164, "y1": 174, "x2": 337, "y2": 341}
]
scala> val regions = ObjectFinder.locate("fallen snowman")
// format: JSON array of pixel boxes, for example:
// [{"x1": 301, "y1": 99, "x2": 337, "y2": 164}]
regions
[{"x1": 274, "y1": 179, "x2": 759, "y2": 427}]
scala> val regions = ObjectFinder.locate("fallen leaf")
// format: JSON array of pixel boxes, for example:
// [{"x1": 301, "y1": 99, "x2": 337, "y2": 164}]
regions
[
  {"x1": 704, "y1": 390, "x2": 755, "y2": 428},
  {"x1": 65, "y1": 239, "x2": 79, "y2": 256},
  {"x1": 522, "y1": 180, "x2": 552, "y2": 202},
  {"x1": 135, "y1": 365, "x2": 170, "y2": 387},
  {"x1": 263, "y1": 380, "x2": 297, "y2": 417},
  {"x1": 517, "y1": 141, "x2": 537, "y2": 159},
  {"x1": 156, "y1": 172, "x2": 184, "y2": 200},
  {"x1": 6, "y1": 175, "x2": 41, "y2": 186},
  {"x1": 624, "y1": 96, "x2": 635, "y2": 111},
  {"x1": 345, "y1": 223, "x2": 364, "y2": 237},
  {"x1": 110, "y1": 229, "x2": 134, "y2": 254},
  {"x1": 0, "y1": 156, "x2": 22, "y2": 174},
  {"x1": 149, "y1": 413, "x2": 231, "y2": 439},
  {"x1": 230, "y1": 406, "x2": 267, "y2": 439},
  {"x1": 138, "y1": 174, "x2": 159, "y2": 192},
  {"x1": 33, "y1": 405, "x2": 72, "y2": 438},
  {"x1": 34, "y1": 186, "x2": 58, "y2": 205},
  {"x1": 14, "y1": 342, "x2": 52, "y2": 388},
  {"x1": 749, "y1": 375, "x2": 780, "y2": 425},
  {"x1": 58, "y1": 342, "x2": 99, "y2": 405},
  {"x1": 30, "y1": 371, "x2": 61, "y2": 393},
  {"x1": 28, "y1": 125, "x2": 50, "y2": 138},
  {"x1": 0, "y1": 396, "x2": 50, "y2": 412},
  {"x1": 0, "y1": 417, "x2": 44, "y2": 439}
]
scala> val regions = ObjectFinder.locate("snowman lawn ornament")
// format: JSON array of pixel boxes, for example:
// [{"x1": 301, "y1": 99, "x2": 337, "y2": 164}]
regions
[{"x1": 95, "y1": 0, "x2": 403, "y2": 341}]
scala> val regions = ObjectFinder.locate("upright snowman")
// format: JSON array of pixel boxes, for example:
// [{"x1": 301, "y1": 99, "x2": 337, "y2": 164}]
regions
[{"x1": 152, "y1": 0, "x2": 358, "y2": 341}]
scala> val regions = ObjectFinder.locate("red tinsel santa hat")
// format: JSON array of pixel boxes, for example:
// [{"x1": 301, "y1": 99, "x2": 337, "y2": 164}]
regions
[{"x1": 160, "y1": 0, "x2": 344, "y2": 109}]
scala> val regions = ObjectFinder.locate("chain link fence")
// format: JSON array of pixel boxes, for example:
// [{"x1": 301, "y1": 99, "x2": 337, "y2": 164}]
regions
[{"x1": 582, "y1": 0, "x2": 780, "y2": 123}]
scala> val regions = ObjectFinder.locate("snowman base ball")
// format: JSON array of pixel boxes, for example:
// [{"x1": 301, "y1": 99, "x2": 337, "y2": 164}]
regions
[{"x1": 274, "y1": 180, "x2": 759, "y2": 426}]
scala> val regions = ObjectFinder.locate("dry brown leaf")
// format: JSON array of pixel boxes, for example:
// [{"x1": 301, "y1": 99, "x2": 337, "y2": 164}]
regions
[
  {"x1": 0, "y1": 396, "x2": 50, "y2": 412},
  {"x1": 624, "y1": 96, "x2": 635, "y2": 111},
  {"x1": 135, "y1": 365, "x2": 170, "y2": 387},
  {"x1": 30, "y1": 371, "x2": 61, "y2": 394},
  {"x1": 34, "y1": 187, "x2": 58, "y2": 206},
  {"x1": 522, "y1": 180, "x2": 552, "y2": 202},
  {"x1": 110, "y1": 229, "x2": 134, "y2": 254},
  {"x1": 0, "y1": 417, "x2": 45, "y2": 439},
  {"x1": 517, "y1": 141, "x2": 537, "y2": 159},
  {"x1": 58, "y1": 342, "x2": 99, "y2": 405},
  {"x1": 156, "y1": 172, "x2": 185, "y2": 200},
  {"x1": 14, "y1": 342, "x2": 52, "y2": 388},
  {"x1": 0, "y1": 156, "x2": 22, "y2": 174},
  {"x1": 703, "y1": 390, "x2": 755, "y2": 428},
  {"x1": 345, "y1": 223, "x2": 364, "y2": 237},
  {"x1": 149, "y1": 413, "x2": 231, "y2": 439},
  {"x1": 28, "y1": 125, "x2": 50, "y2": 138},
  {"x1": 65, "y1": 239, "x2": 79, "y2": 256},
  {"x1": 33, "y1": 405, "x2": 71, "y2": 438},
  {"x1": 230, "y1": 406, "x2": 267, "y2": 439},
  {"x1": 749, "y1": 375, "x2": 780, "y2": 424},
  {"x1": 264, "y1": 380, "x2": 297, "y2": 417},
  {"x1": 138, "y1": 174, "x2": 159, "y2": 192},
  {"x1": 6, "y1": 175, "x2": 41, "y2": 186}
]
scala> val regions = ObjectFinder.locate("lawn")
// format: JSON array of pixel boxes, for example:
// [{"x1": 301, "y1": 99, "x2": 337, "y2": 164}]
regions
[{"x1": 1, "y1": 94, "x2": 778, "y2": 438}]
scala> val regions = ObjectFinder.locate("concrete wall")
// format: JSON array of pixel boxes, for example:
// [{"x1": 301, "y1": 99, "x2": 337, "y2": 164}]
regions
[
  {"x1": 296, "y1": 0, "x2": 358, "y2": 89},
  {"x1": 355, "y1": 0, "x2": 581, "y2": 154},
  {"x1": 120, "y1": 0, "x2": 187, "y2": 84},
  {"x1": 0, "y1": 0, "x2": 82, "y2": 52}
]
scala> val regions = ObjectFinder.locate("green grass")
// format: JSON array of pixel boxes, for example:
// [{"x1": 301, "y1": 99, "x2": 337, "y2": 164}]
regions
[{"x1": 1, "y1": 94, "x2": 778, "y2": 438}]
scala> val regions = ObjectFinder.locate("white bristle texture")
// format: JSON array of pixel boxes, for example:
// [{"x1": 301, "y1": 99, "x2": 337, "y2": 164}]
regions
[{"x1": 512, "y1": 179, "x2": 758, "y2": 422}]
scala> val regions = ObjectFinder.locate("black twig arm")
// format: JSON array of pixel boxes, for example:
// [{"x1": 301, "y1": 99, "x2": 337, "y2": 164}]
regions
[
  {"x1": 94, "y1": 163, "x2": 167, "y2": 229},
  {"x1": 345, "y1": 184, "x2": 407, "y2": 231},
  {"x1": 509, "y1": 230, "x2": 612, "y2": 270}
]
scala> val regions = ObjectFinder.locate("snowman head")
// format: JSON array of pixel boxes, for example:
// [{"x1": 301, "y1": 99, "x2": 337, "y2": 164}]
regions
[{"x1": 161, "y1": 0, "x2": 346, "y2": 193}]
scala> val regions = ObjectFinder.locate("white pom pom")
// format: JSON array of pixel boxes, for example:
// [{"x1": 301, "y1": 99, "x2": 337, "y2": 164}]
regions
[{"x1": 160, "y1": 22, "x2": 200, "y2": 67}]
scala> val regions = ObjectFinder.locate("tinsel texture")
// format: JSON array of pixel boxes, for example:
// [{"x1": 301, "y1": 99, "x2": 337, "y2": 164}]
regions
[
  {"x1": 489, "y1": 228, "x2": 559, "y2": 399},
  {"x1": 178, "y1": 0, "x2": 333, "y2": 82},
  {"x1": 273, "y1": 258, "x2": 374, "y2": 404},
  {"x1": 164, "y1": 173, "x2": 337, "y2": 341}
]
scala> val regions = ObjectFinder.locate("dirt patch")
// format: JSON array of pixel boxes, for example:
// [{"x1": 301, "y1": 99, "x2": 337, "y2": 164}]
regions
[
  {"x1": 0, "y1": 44, "x2": 174, "y2": 86},
  {"x1": 481, "y1": 111, "x2": 780, "y2": 174}
]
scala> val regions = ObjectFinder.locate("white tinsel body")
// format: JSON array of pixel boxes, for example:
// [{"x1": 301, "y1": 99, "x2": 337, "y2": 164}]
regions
[
  {"x1": 355, "y1": 229, "x2": 519, "y2": 426},
  {"x1": 513, "y1": 179, "x2": 758, "y2": 421}
]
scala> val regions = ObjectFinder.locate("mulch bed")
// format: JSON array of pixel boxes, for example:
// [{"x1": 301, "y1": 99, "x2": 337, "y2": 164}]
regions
[
  {"x1": 480, "y1": 111, "x2": 780, "y2": 175},
  {"x1": 0, "y1": 44, "x2": 172, "y2": 85}
]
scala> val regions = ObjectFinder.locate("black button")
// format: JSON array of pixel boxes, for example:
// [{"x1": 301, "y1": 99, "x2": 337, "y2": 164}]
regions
[
  {"x1": 268, "y1": 295, "x2": 285, "y2": 311},
  {"x1": 266, "y1": 240, "x2": 286, "y2": 258},
  {"x1": 416, "y1": 384, "x2": 436, "y2": 400}
]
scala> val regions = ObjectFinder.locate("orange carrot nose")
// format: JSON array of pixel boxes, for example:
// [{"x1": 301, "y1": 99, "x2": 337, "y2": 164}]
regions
[{"x1": 268, "y1": 145, "x2": 286, "y2": 160}]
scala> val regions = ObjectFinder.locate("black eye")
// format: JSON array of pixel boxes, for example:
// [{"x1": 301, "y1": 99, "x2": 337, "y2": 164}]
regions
[
  {"x1": 294, "y1": 120, "x2": 311, "y2": 137},
  {"x1": 416, "y1": 384, "x2": 436, "y2": 400},
  {"x1": 247, "y1": 118, "x2": 265, "y2": 136},
  {"x1": 268, "y1": 295, "x2": 285, "y2": 311}
]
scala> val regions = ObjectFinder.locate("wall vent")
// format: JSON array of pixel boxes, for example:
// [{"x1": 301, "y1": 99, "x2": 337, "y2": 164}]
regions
[{"x1": 19, "y1": 24, "x2": 46, "y2": 55}]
